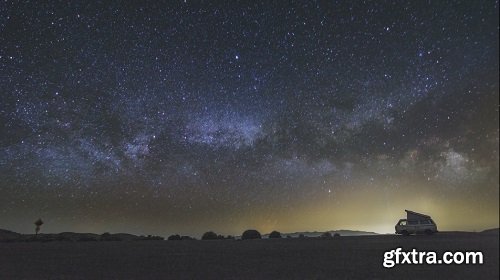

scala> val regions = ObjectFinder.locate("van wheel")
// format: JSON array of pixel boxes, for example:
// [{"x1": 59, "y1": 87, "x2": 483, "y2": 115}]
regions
[
  {"x1": 401, "y1": 230, "x2": 409, "y2": 236},
  {"x1": 424, "y1": 230, "x2": 433, "y2": 235}
]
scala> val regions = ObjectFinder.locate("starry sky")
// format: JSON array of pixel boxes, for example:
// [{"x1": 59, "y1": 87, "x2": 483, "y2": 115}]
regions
[{"x1": 0, "y1": 1, "x2": 498, "y2": 237}]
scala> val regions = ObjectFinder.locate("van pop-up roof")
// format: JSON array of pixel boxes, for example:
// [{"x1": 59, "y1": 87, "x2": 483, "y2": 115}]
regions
[{"x1": 405, "y1": 210, "x2": 431, "y2": 221}]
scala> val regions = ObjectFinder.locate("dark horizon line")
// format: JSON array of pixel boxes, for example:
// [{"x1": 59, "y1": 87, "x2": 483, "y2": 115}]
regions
[{"x1": 2, "y1": 227, "x2": 499, "y2": 239}]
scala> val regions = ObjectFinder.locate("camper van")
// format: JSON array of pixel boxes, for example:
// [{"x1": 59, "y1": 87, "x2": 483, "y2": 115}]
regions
[{"x1": 395, "y1": 210, "x2": 438, "y2": 235}]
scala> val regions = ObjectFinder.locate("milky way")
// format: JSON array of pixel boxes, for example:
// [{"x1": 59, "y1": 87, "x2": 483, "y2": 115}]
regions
[{"x1": 0, "y1": 1, "x2": 498, "y2": 236}]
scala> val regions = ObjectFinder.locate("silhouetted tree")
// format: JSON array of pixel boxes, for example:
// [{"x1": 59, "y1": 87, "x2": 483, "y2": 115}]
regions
[
  {"x1": 202, "y1": 231, "x2": 218, "y2": 240},
  {"x1": 242, "y1": 229, "x2": 261, "y2": 240},
  {"x1": 269, "y1": 231, "x2": 282, "y2": 239},
  {"x1": 34, "y1": 218, "x2": 43, "y2": 237}
]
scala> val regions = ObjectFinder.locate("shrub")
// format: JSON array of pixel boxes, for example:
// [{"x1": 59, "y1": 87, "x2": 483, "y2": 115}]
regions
[
  {"x1": 154, "y1": 235, "x2": 164, "y2": 240},
  {"x1": 298, "y1": 234, "x2": 305, "y2": 239},
  {"x1": 268, "y1": 231, "x2": 282, "y2": 239},
  {"x1": 168, "y1": 234, "x2": 181, "y2": 241},
  {"x1": 333, "y1": 233, "x2": 341, "y2": 237},
  {"x1": 320, "y1": 232, "x2": 333, "y2": 239},
  {"x1": 241, "y1": 229, "x2": 261, "y2": 240},
  {"x1": 141, "y1": 235, "x2": 164, "y2": 240},
  {"x1": 202, "y1": 231, "x2": 218, "y2": 240}
]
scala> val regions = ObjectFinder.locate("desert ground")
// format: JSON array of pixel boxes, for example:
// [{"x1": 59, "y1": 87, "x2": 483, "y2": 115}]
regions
[{"x1": 0, "y1": 232, "x2": 498, "y2": 279}]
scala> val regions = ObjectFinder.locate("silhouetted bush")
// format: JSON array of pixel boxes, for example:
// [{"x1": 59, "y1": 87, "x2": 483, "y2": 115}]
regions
[
  {"x1": 150, "y1": 235, "x2": 164, "y2": 240},
  {"x1": 269, "y1": 231, "x2": 282, "y2": 239},
  {"x1": 140, "y1": 235, "x2": 164, "y2": 241},
  {"x1": 298, "y1": 234, "x2": 305, "y2": 239},
  {"x1": 242, "y1": 229, "x2": 261, "y2": 240},
  {"x1": 181, "y1": 235, "x2": 195, "y2": 240},
  {"x1": 202, "y1": 231, "x2": 219, "y2": 240},
  {"x1": 320, "y1": 232, "x2": 333, "y2": 239},
  {"x1": 333, "y1": 233, "x2": 341, "y2": 237},
  {"x1": 225, "y1": 235, "x2": 235, "y2": 240},
  {"x1": 168, "y1": 234, "x2": 182, "y2": 241}
]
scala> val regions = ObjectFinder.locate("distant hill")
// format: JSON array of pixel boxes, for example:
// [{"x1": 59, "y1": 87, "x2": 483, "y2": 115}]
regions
[
  {"x1": 3, "y1": 228, "x2": 496, "y2": 242},
  {"x1": 109, "y1": 233, "x2": 141, "y2": 241},
  {"x1": 2, "y1": 228, "x2": 380, "y2": 242},
  {"x1": 55, "y1": 232, "x2": 101, "y2": 241},
  {"x1": 0, "y1": 229, "x2": 22, "y2": 241},
  {"x1": 0, "y1": 229, "x2": 162, "y2": 242},
  {"x1": 480, "y1": 228, "x2": 499, "y2": 235},
  {"x1": 436, "y1": 228, "x2": 500, "y2": 236},
  {"x1": 263, "y1": 230, "x2": 379, "y2": 238}
]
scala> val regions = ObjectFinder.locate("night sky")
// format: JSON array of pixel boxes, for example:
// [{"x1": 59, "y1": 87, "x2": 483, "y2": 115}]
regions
[{"x1": 0, "y1": 1, "x2": 498, "y2": 237}]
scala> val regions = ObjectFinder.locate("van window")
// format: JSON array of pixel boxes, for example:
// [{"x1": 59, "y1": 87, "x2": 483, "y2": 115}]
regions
[{"x1": 399, "y1": 220, "x2": 407, "y2": 226}]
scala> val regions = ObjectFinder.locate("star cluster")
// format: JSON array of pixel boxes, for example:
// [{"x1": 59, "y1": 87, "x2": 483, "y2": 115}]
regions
[{"x1": 0, "y1": 1, "x2": 498, "y2": 236}]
